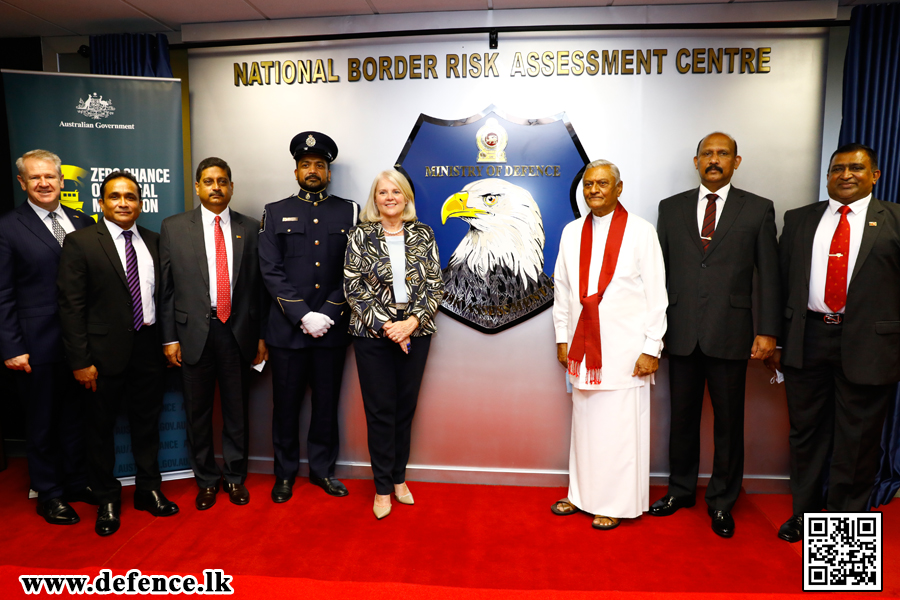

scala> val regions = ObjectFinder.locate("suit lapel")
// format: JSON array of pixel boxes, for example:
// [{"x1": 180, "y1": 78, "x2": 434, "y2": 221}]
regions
[
  {"x1": 97, "y1": 219, "x2": 129, "y2": 288},
  {"x1": 189, "y1": 208, "x2": 210, "y2": 291},
  {"x1": 704, "y1": 188, "x2": 747, "y2": 258},
  {"x1": 232, "y1": 213, "x2": 245, "y2": 286},
  {"x1": 801, "y1": 202, "x2": 829, "y2": 289},
  {"x1": 16, "y1": 202, "x2": 63, "y2": 256},
  {"x1": 850, "y1": 198, "x2": 884, "y2": 284},
  {"x1": 679, "y1": 190, "x2": 704, "y2": 255},
  {"x1": 62, "y1": 206, "x2": 92, "y2": 232}
]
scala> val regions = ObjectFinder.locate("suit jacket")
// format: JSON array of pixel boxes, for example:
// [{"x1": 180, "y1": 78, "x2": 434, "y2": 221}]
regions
[
  {"x1": 779, "y1": 198, "x2": 900, "y2": 385},
  {"x1": 343, "y1": 220, "x2": 443, "y2": 338},
  {"x1": 0, "y1": 202, "x2": 93, "y2": 365},
  {"x1": 158, "y1": 207, "x2": 267, "y2": 365},
  {"x1": 57, "y1": 218, "x2": 162, "y2": 376},
  {"x1": 657, "y1": 186, "x2": 781, "y2": 360}
]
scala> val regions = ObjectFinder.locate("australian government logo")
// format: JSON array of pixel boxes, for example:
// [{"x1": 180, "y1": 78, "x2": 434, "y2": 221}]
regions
[
  {"x1": 397, "y1": 105, "x2": 588, "y2": 334},
  {"x1": 60, "y1": 93, "x2": 134, "y2": 130}
]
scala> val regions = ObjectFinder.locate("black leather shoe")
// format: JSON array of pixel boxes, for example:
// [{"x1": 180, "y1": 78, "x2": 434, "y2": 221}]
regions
[
  {"x1": 37, "y1": 498, "x2": 80, "y2": 525},
  {"x1": 709, "y1": 508, "x2": 735, "y2": 538},
  {"x1": 134, "y1": 489, "x2": 179, "y2": 517},
  {"x1": 778, "y1": 514, "x2": 803, "y2": 543},
  {"x1": 310, "y1": 476, "x2": 349, "y2": 497},
  {"x1": 225, "y1": 482, "x2": 250, "y2": 505},
  {"x1": 271, "y1": 478, "x2": 294, "y2": 503},
  {"x1": 649, "y1": 494, "x2": 696, "y2": 516},
  {"x1": 95, "y1": 501, "x2": 120, "y2": 536},
  {"x1": 195, "y1": 482, "x2": 219, "y2": 511},
  {"x1": 64, "y1": 486, "x2": 100, "y2": 506}
]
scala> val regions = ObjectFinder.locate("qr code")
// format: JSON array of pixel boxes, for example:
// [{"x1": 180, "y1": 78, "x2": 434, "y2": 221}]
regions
[{"x1": 803, "y1": 512, "x2": 882, "y2": 591}]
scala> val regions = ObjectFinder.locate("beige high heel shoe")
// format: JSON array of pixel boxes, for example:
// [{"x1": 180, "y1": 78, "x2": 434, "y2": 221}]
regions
[
  {"x1": 395, "y1": 490, "x2": 414, "y2": 505},
  {"x1": 373, "y1": 496, "x2": 392, "y2": 520}
]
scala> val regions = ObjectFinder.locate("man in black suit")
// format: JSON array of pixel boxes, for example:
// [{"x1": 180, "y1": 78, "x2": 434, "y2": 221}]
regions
[
  {"x1": 159, "y1": 157, "x2": 268, "y2": 510},
  {"x1": 768, "y1": 143, "x2": 896, "y2": 543},
  {"x1": 58, "y1": 170, "x2": 178, "y2": 536},
  {"x1": 653, "y1": 132, "x2": 781, "y2": 538},
  {"x1": 0, "y1": 149, "x2": 94, "y2": 524}
]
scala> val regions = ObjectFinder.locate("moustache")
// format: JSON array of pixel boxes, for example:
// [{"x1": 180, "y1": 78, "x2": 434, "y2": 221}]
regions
[{"x1": 705, "y1": 165, "x2": 723, "y2": 174}]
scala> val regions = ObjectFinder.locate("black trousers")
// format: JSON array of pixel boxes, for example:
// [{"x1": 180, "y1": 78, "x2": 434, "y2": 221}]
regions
[
  {"x1": 85, "y1": 325, "x2": 165, "y2": 504},
  {"x1": 270, "y1": 344, "x2": 346, "y2": 480},
  {"x1": 181, "y1": 317, "x2": 251, "y2": 488},
  {"x1": 783, "y1": 317, "x2": 893, "y2": 514},
  {"x1": 17, "y1": 361, "x2": 87, "y2": 502},
  {"x1": 354, "y1": 334, "x2": 431, "y2": 495},
  {"x1": 666, "y1": 345, "x2": 748, "y2": 511}
]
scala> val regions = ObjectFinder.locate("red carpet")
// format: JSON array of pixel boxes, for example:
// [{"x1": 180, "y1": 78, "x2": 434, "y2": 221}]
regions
[{"x1": 0, "y1": 457, "x2": 896, "y2": 598}]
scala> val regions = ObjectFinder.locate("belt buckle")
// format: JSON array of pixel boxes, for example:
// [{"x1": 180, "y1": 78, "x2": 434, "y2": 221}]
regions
[{"x1": 824, "y1": 313, "x2": 842, "y2": 325}]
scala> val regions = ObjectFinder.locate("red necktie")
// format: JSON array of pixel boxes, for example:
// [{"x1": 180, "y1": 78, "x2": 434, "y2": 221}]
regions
[
  {"x1": 701, "y1": 193, "x2": 717, "y2": 252},
  {"x1": 824, "y1": 206, "x2": 851, "y2": 313},
  {"x1": 214, "y1": 216, "x2": 231, "y2": 322}
]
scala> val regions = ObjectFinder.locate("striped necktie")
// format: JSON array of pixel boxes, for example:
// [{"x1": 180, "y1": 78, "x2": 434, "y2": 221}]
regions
[
  {"x1": 123, "y1": 231, "x2": 144, "y2": 331},
  {"x1": 701, "y1": 193, "x2": 718, "y2": 252}
]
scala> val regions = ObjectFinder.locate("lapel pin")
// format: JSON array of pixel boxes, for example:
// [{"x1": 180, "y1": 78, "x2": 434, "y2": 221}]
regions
[
  {"x1": 236, "y1": 235, "x2": 242, "y2": 238},
  {"x1": 869, "y1": 222, "x2": 877, "y2": 227}
]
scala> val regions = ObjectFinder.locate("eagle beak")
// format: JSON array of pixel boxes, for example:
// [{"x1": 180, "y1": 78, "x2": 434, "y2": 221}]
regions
[{"x1": 441, "y1": 192, "x2": 487, "y2": 224}]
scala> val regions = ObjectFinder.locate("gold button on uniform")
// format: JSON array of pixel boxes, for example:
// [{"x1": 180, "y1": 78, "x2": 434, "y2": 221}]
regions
[
  {"x1": 314, "y1": 202, "x2": 319, "y2": 207},
  {"x1": 315, "y1": 240, "x2": 319, "y2": 245},
  {"x1": 315, "y1": 284, "x2": 320, "y2": 289},
  {"x1": 313, "y1": 219, "x2": 318, "y2": 224},
  {"x1": 315, "y1": 262, "x2": 321, "y2": 267}
]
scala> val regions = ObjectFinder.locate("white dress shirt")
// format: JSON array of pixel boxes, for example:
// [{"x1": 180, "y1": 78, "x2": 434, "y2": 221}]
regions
[
  {"x1": 27, "y1": 200, "x2": 75, "y2": 236},
  {"x1": 807, "y1": 195, "x2": 871, "y2": 313},
  {"x1": 105, "y1": 219, "x2": 156, "y2": 325},
  {"x1": 696, "y1": 183, "x2": 731, "y2": 234},
  {"x1": 200, "y1": 205, "x2": 234, "y2": 309}
]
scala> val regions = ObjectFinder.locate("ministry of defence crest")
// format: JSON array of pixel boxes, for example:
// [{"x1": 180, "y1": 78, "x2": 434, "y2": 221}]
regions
[
  {"x1": 76, "y1": 93, "x2": 116, "y2": 120},
  {"x1": 396, "y1": 105, "x2": 588, "y2": 334}
]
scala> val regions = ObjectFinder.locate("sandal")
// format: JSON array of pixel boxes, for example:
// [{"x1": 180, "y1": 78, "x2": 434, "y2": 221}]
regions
[
  {"x1": 551, "y1": 498, "x2": 579, "y2": 516},
  {"x1": 592, "y1": 515, "x2": 620, "y2": 530}
]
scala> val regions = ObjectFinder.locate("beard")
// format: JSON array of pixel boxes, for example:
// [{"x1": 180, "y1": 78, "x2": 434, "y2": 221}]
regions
[{"x1": 298, "y1": 174, "x2": 327, "y2": 193}]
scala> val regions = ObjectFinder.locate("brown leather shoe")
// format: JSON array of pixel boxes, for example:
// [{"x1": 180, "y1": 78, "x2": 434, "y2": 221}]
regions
[
  {"x1": 195, "y1": 484, "x2": 219, "y2": 511},
  {"x1": 224, "y1": 482, "x2": 250, "y2": 505}
]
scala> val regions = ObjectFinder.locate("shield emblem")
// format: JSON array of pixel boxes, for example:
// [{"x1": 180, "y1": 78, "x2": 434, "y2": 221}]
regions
[{"x1": 396, "y1": 105, "x2": 588, "y2": 334}]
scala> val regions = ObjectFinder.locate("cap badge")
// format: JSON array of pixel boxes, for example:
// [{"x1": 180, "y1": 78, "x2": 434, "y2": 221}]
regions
[{"x1": 306, "y1": 134, "x2": 316, "y2": 147}]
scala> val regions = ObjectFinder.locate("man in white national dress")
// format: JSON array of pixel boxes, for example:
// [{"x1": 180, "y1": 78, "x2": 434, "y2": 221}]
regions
[{"x1": 551, "y1": 159, "x2": 668, "y2": 530}]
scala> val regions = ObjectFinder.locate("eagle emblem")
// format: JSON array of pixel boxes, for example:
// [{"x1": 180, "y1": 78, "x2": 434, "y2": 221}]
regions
[{"x1": 396, "y1": 106, "x2": 588, "y2": 333}]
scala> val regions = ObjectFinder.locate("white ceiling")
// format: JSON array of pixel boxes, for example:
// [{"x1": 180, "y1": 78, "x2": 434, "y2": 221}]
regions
[{"x1": 0, "y1": 0, "x2": 889, "y2": 39}]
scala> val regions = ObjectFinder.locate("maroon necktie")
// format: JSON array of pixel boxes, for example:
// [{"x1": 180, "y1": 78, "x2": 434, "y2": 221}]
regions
[
  {"x1": 214, "y1": 216, "x2": 231, "y2": 322},
  {"x1": 824, "y1": 206, "x2": 851, "y2": 313},
  {"x1": 701, "y1": 193, "x2": 718, "y2": 252}
]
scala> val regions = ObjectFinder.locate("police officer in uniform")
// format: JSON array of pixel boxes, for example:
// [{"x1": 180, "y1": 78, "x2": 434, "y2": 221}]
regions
[{"x1": 259, "y1": 132, "x2": 358, "y2": 502}]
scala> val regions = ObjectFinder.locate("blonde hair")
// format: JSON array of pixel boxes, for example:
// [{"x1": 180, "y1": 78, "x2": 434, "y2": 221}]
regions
[
  {"x1": 16, "y1": 149, "x2": 62, "y2": 177},
  {"x1": 360, "y1": 169, "x2": 417, "y2": 223}
]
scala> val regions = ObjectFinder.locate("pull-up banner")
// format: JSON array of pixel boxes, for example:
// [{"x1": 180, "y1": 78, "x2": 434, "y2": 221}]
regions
[{"x1": 2, "y1": 70, "x2": 189, "y2": 478}]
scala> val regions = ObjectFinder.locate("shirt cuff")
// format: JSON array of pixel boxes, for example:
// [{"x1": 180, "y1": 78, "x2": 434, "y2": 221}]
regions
[{"x1": 642, "y1": 337, "x2": 663, "y2": 358}]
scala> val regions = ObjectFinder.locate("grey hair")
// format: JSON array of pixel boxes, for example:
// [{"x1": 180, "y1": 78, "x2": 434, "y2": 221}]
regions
[
  {"x1": 583, "y1": 159, "x2": 620, "y2": 185},
  {"x1": 16, "y1": 149, "x2": 62, "y2": 178}
]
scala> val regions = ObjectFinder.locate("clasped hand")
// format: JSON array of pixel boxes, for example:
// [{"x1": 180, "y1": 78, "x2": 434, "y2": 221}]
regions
[
  {"x1": 383, "y1": 316, "x2": 419, "y2": 354},
  {"x1": 300, "y1": 311, "x2": 334, "y2": 338}
]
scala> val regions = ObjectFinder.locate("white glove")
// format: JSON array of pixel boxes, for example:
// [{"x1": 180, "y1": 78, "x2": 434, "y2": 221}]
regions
[{"x1": 300, "y1": 311, "x2": 334, "y2": 338}]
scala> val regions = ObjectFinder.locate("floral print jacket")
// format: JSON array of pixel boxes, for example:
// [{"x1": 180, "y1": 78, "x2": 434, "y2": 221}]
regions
[{"x1": 343, "y1": 220, "x2": 444, "y2": 338}]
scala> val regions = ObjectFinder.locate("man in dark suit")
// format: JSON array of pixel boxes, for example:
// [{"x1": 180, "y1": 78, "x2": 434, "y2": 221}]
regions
[
  {"x1": 768, "y1": 143, "x2": 897, "y2": 543},
  {"x1": 58, "y1": 170, "x2": 178, "y2": 536},
  {"x1": 259, "y1": 131, "x2": 358, "y2": 502},
  {"x1": 159, "y1": 157, "x2": 268, "y2": 510},
  {"x1": 654, "y1": 132, "x2": 781, "y2": 538},
  {"x1": 0, "y1": 149, "x2": 95, "y2": 524}
]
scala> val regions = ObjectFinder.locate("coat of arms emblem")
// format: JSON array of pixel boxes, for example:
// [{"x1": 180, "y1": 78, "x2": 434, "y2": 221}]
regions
[{"x1": 76, "y1": 93, "x2": 116, "y2": 119}]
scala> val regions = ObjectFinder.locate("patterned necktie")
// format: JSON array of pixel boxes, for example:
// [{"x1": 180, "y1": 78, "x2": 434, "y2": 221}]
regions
[
  {"x1": 824, "y1": 205, "x2": 852, "y2": 313},
  {"x1": 701, "y1": 193, "x2": 718, "y2": 252},
  {"x1": 123, "y1": 231, "x2": 144, "y2": 331},
  {"x1": 49, "y1": 212, "x2": 65, "y2": 247},
  {"x1": 214, "y1": 216, "x2": 231, "y2": 322}
]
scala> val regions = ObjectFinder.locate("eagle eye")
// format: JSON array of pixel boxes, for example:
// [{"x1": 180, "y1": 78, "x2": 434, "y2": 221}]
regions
[{"x1": 482, "y1": 194, "x2": 500, "y2": 206}]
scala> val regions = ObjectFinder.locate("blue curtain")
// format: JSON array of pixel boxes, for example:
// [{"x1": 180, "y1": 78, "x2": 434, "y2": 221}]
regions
[
  {"x1": 839, "y1": 4, "x2": 900, "y2": 509},
  {"x1": 89, "y1": 33, "x2": 173, "y2": 78}
]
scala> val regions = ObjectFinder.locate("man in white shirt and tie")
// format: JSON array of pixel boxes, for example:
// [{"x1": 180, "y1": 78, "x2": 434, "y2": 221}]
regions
[
  {"x1": 0, "y1": 149, "x2": 94, "y2": 525},
  {"x1": 767, "y1": 143, "x2": 897, "y2": 543},
  {"x1": 58, "y1": 170, "x2": 178, "y2": 536},
  {"x1": 159, "y1": 157, "x2": 268, "y2": 511}
]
